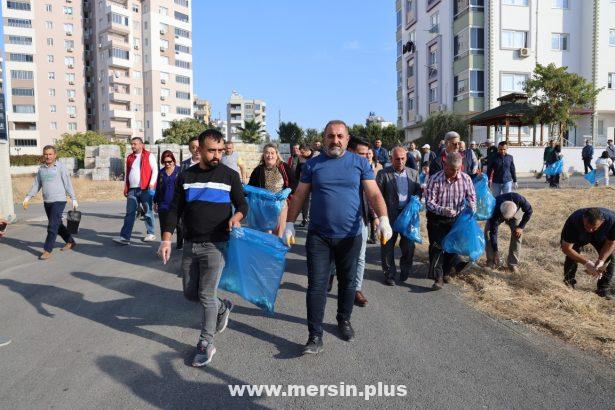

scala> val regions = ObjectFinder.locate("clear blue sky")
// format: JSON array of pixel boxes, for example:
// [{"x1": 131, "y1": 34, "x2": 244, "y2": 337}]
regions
[
  {"x1": 0, "y1": 1, "x2": 397, "y2": 138},
  {"x1": 193, "y1": 0, "x2": 397, "y2": 137}
]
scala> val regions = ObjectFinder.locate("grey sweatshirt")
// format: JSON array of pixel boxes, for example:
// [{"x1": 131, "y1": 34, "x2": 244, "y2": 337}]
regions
[{"x1": 26, "y1": 162, "x2": 77, "y2": 203}]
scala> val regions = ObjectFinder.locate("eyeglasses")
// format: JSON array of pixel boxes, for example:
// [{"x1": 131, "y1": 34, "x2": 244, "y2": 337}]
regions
[{"x1": 162, "y1": 160, "x2": 174, "y2": 164}]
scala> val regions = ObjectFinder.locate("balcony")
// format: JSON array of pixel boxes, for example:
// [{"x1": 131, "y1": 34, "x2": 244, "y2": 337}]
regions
[
  {"x1": 110, "y1": 109, "x2": 133, "y2": 119},
  {"x1": 109, "y1": 57, "x2": 131, "y2": 68},
  {"x1": 110, "y1": 126, "x2": 132, "y2": 137},
  {"x1": 109, "y1": 75, "x2": 130, "y2": 85},
  {"x1": 107, "y1": 21, "x2": 130, "y2": 35},
  {"x1": 110, "y1": 92, "x2": 130, "y2": 102},
  {"x1": 406, "y1": 76, "x2": 415, "y2": 90}
]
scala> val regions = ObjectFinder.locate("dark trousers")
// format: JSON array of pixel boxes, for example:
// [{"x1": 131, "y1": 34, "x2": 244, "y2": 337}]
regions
[
  {"x1": 305, "y1": 232, "x2": 362, "y2": 338},
  {"x1": 609, "y1": 158, "x2": 615, "y2": 176},
  {"x1": 548, "y1": 174, "x2": 560, "y2": 188},
  {"x1": 381, "y1": 231, "x2": 415, "y2": 279},
  {"x1": 583, "y1": 159, "x2": 593, "y2": 175},
  {"x1": 158, "y1": 210, "x2": 183, "y2": 247},
  {"x1": 564, "y1": 243, "x2": 614, "y2": 291},
  {"x1": 301, "y1": 194, "x2": 311, "y2": 224},
  {"x1": 43, "y1": 201, "x2": 73, "y2": 252},
  {"x1": 426, "y1": 212, "x2": 462, "y2": 280}
]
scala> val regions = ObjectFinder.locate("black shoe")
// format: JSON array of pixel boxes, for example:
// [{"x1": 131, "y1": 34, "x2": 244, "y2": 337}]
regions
[
  {"x1": 442, "y1": 275, "x2": 451, "y2": 284},
  {"x1": 327, "y1": 275, "x2": 334, "y2": 292},
  {"x1": 400, "y1": 271, "x2": 410, "y2": 282},
  {"x1": 384, "y1": 274, "x2": 395, "y2": 286},
  {"x1": 337, "y1": 320, "x2": 355, "y2": 341},
  {"x1": 303, "y1": 336, "x2": 323, "y2": 355},
  {"x1": 564, "y1": 279, "x2": 576, "y2": 289},
  {"x1": 176, "y1": 244, "x2": 183, "y2": 250},
  {"x1": 432, "y1": 278, "x2": 444, "y2": 290},
  {"x1": 596, "y1": 289, "x2": 612, "y2": 300}
]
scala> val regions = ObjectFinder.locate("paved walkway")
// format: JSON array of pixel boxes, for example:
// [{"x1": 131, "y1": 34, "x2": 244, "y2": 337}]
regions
[{"x1": 0, "y1": 202, "x2": 614, "y2": 409}]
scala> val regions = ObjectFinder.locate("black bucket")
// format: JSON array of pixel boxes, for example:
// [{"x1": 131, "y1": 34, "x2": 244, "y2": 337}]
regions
[{"x1": 66, "y1": 210, "x2": 82, "y2": 235}]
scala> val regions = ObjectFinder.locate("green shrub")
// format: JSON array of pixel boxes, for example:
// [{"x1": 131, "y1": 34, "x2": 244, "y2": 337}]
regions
[{"x1": 10, "y1": 155, "x2": 42, "y2": 166}]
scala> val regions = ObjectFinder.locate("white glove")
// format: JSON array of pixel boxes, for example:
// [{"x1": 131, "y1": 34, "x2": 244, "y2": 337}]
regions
[
  {"x1": 584, "y1": 261, "x2": 599, "y2": 277},
  {"x1": 22, "y1": 197, "x2": 30, "y2": 210},
  {"x1": 514, "y1": 182, "x2": 519, "y2": 190},
  {"x1": 157, "y1": 241, "x2": 172, "y2": 265},
  {"x1": 376, "y1": 216, "x2": 393, "y2": 245},
  {"x1": 284, "y1": 222, "x2": 295, "y2": 246},
  {"x1": 594, "y1": 260, "x2": 606, "y2": 278},
  {"x1": 72, "y1": 200, "x2": 79, "y2": 210}
]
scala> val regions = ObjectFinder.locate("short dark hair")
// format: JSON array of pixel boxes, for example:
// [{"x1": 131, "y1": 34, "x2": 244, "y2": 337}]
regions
[
  {"x1": 498, "y1": 141, "x2": 508, "y2": 147},
  {"x1": 188, "y1": 135, "x2": 199, "y2": 144},
  {"x1": 198, "y1": 129, "x2": 224, "y2": 145},
  {"x1": 160, "y1": 150, "x2": 177, "y2": 164},
  {"x1": 42, "y1": 145, "x2": 56, "y2": 153},
  {"x1": 323, "y1": 120, "x2": 349, "y2": 135},
  {"x1": 299, "y1": 144, "x2": 312, "y2": 151},
  {"x1": 583, "y1": 208, "x2": 604, "y2": 225},
  {"x1": 224, "y1": 140, "x2": 234, "y2": 146},
  {"x1": 348, "y1": 137, "x2": 370, "y2": 151},
  {"x1": 131, "y1": 137, "x2": 144, "y2": 144}
]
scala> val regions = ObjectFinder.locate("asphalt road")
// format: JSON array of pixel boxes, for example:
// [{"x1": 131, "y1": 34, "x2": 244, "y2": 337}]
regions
[{"x1": 1, "y1": 201, "x2": 614, "y2": 409}]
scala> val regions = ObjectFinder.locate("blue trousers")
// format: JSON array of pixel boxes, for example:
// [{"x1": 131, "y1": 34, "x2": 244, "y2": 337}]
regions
[
  {"x1": 305, "y1": 232, "x2": 362, "y2": 338},
  {"x1": 120, "y1": 188, "x2": 155, "y2": 240},
  {"x1": 43, "y1": 201, "x2": 73, "y2": 252}
]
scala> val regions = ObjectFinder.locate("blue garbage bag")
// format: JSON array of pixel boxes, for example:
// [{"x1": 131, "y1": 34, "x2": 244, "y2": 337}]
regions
[
  {"x1": 419, "y1": 172, "x2": 426, "y2": 185},
  {"x1": 442, "y1": 209, "x2": 485, "y2": 262},
  {"x1": 544, "y1": 159, "x2": 563, "y2": 176},
  {"x1": 244, "y1": 185, "x2": 292, "y2": 232},
  {"x1": 473, "y1": 174, "x2": 496, "y2": 221},
  {"x1": 584, "y1": 170, "x2": 597, "y2": 185},
  {"x1": 393, "y1": 196, "x2": 423, "y2": 243},
  {"x1": 219, "y1": 227, "x2": 289, "y2": 314}
]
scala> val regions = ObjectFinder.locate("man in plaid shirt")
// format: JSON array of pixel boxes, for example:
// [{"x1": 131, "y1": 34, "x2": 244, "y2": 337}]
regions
[{"x1": 425, "y1": 152, "x2": 477, "y2": 290}]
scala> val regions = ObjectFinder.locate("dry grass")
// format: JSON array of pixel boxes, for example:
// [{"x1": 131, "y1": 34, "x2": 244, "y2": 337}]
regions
[
  {"x1": 416, "y1": 187, "x2": 615, "y2": 357},
  {"x1": 12, "y1": 175, "x2": 125, "y2": 204}
]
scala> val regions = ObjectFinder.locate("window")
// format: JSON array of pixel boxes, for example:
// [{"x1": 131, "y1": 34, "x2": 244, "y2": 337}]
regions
[
  {"x1": 67, "y1": 106, "x2": 76, "y2": 116},
  {"x1": 65, "y1": 57, "x2": 75, "y2": 66},
  {"x1": 501, "y1": 30, "x2": 527, "y2": 48},
  {"x1": 159, "y1": 6, "x2": 168, "y2": 15},
  {"x1": 160, "y1": 39, "x2": 169, "y2": 49},
  {"x1": 64, "y1": 23, "x2": 74, "y2": 33},
  {"x1": 405, "y1": 0, "x2": 414, "y2": 25},
  {"x1": 7, "y1": 18, "x2": 32, "y2": 28},
  {"x1": 175, "y1": 28, "x2": 190, "y2": 38},
  {"x1": 454, "y1": 0, "x2": 484, "y2": 16},
  {"x1": 48, "y1": 72, "x2": 56, "y2": 80},
  {"x1": 553, "y1": 0, "x2": 568, "y2": 7},
  {"x1": 175, "y1": 11, "x2": 189, "y2": 22},
  {"x1": 175, "y1": 0, "x2": 189, "y2": 6},
  {"x1": 46, "y1": 21, "x2": 54, "y2": 30},
  {"x1": 454, "y1": 27, "x2": 484, "y2": 58},
  {"x1": 67, "y1": 90, "x2": 76, "y2": 98},
  {"x1": 407, "y1": 59, "x2": 414, "y2": 79},
  {"x1": 134, "y1": 104, "x2": 142, "y2": 112},
  {"x1": 176, "y1": 91, "x2": 191, "y2": 99},
  {"x1": 429, "y1": 82, "x2": 438, "y2": 102},
  {"x1": 175, "y1": 44, "x2": 190, "y2": 53},
  {"x1": 8, "y1": 36, "x2": 32, "y2": 46},
  {"x1": 9, "y1": 53, "x2": 34, "y2": 63},
  {"x1": 63, "y1": 6, "x2": 73, "y2": 15},
  {"x1": 610, "y1": 30, "x2": 615, "y2": 46},
  {"x1": 47, "y1": 38, "x2": 54, "y2": 46},
  {"x1": 13, "y1": 139, "x2": 38, "y2": 147},
  {"x1": 134, "y1": 87, "x2": 142, "y2": 96},
  {"x1": 160, "y1": 72, "x2": 170, "y2": 81},
  {"x1": 161, "y1": 56, "x2": 169, "y2": 65},
  {"x1": 408, "y1": 92, "x2": 415, "y2": 112},
  {"x1": 161, "y1": 89, "x2": 170, "y2": 98},
  {"x1": 430, "y1": 12, "x2": 439, "y2": 32},
  {"x1": 6, "y1": 1, "x2": 31, "y2": 11},
  {"x1": 161, "y1": 105, "x2": 170, "y2": 114},
  {"x1": 502, "y1": 0, "x2": 528, "y2": 5},
  {"x1": 50, "y1": 123, "x2": 58, "y2": 130},
  {"x1": 68, "y1": 123, "x2": 77, "y2": 132},
  {"x1": 45, "y1": 4, "x2": 52, "y2": 12},
  {"x1": 110, "y1": 13, "x2": 129, "y2": 26},
  {"x1": 397, "y1": 40, "x2": 402, "y2": 57},
  {"x1": 12, "y1": 88, "x2": 35, "y2": 97},
  {"x1": 13, "y1": 105, "x2": 36, "y2": 114},
  {"x1": 47, "y1": 55, "x2": 54, "y2": 63},
  {"x1": 608, "y1": 73, "x2": 615, "y2": 89},
  {"x1": 551, "y1": 33, "x2": 569, "y2": 50},
  {"x1": 65, "y1": 40, "x2": 75, "y2": 49},
  {"x1": 49, "y1": 89, "x2": 56, "y2": 96},
  {"x1": 454, "y1": 70, "x2": 484, "y2": 100},
  {"x1": 160, "y1": 23, "x2": 169, "y2": 34},
  {"x1": 11, "y1": 70, "x2": 34, "y2": 80},
  {"x1": 110, "y1": 48, "x2": 130, "y2": 59},
  {"x1": 66, "y1": 73, "x2": 75, "y2": 83},
  {"x1": 133, "y1": 70, "x2": 142, "y2": 79},
  {"x1": 132, "y1": 4, "x2": 139, "y2": 13},
  {"x1": 501, "y1": 73, "x2": 529, "y2": 93},
  {"x1": 176, "y1": 107, "x2": 191, "y2": 115},
  {"x1": 175, "y1": 60, "x2": 191, "y2": 69},
  {"x1": 176, "y1": 74, "x2": 190, "y2": 84},
  {"x1": 50, "y1": 105, "x2": 57, "y2": 113},
  {"x1": 397, "y1": 9, "x2": 402, "y2": 28}
]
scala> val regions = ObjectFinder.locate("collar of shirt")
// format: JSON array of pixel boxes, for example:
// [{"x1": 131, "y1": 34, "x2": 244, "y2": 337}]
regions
[{"x1": 394, "y1": 168, "x2": 407, "y2": 176}]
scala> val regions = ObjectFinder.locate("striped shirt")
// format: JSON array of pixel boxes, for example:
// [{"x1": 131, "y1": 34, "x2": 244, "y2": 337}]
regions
[{"x1": 425, "y1": 170, "x2": 476, "y2": 216}]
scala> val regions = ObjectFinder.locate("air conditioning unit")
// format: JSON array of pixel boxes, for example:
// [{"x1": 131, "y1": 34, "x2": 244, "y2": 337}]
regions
[
  {"x1": 159, "y1": 29, "x2": 166, "y2": 35},
  {"x1": 160, "y1": 96, "x2": 166, "y2": 100},
  {"x1": 69, "y1": 80, "x2": 75, "y2": 85},
  {"x1": 134, "y1": 44, "x2": 139, "y2": 50},
  {"x1": 160, "y1": 46, "x2": 165, "y2": 52},
  {"x1": 66, "y1": 31, "x2": 72, "y2": 36},
  {"x1": 67, "y1": 47, "x2": 74, "y2": 53},
  {"x1": 519, "y1": 48, "x2": 531, "y2": 58},
  {"x1": 114, "y1": 71, "x2": 120, "y2": 78},
  {"x1": 98, "y1": 43, "x2": 103, "y2": 49},
  {"x1": 67, "y1": 0, "x2": 72, "y2": 3},
  {"x1": 68, "y1": 64, "x2": 74, "y2": 69},
  {"x1": 161, "y1": 112, "x2": 166, "y2": 117},
  {"x1": 428, "y1": 24, "x2": 439, "y2": 34},
  {"x1": 69, "y1": 114, "x2": 76, "y2": 118},
  {"x1": 160, "y1": 79, "x2": 166, "y2": 84},
  {"x1": 69, "y1": 97, "x2": 75, "y2": 102}
]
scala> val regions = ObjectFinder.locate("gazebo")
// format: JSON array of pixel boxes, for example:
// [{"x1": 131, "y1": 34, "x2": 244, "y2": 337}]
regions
[{"x1": 468, "y1": 93, "x2": 542, "y2": 146}]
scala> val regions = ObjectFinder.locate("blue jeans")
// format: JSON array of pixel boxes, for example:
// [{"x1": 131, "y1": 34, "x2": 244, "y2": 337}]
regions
[
  {"x1": 353, "y1": 223, "x2": 368, "y2": 291},
  {"x1": 306, "y1": 231, "x2": 363, "y2": 338},
  {"x1": 43, "y1": 201, "x2": 74, "y2": 252},
  {"x1": 120, "y1": 188, "x2": 155, "y2": 240},
  {"x1": 491, "y1": 181, "x2": 513, "y2": 196}
]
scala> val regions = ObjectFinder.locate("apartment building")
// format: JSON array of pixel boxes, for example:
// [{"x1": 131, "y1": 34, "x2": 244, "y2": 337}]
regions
[
  {"x1": 193, "y1": 96, "x2": 211, "y2": 124},
  {"x1": 396, "y1": 0, "x2": 615, "y2": 145},
  {"x1": 0, "y1": 58, "x2": 7, "y2": 142},
  {"x1": 1, "y1": 0, "x2": 195, "y2": 154},
  {"x1": 211, "y1": 117, "x2": 228, "y2": 139},
  {"x1": 0, "y1": 57, "x2": 15, "y2": 220},
  {"x1": 226, "y1": 91, "x2": 266, "y2": 141}
]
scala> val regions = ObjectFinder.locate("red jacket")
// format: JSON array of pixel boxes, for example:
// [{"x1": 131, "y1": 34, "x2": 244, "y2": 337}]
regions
[{"x1": 124, "y1": 149, "x2": 154, "y2": 195}]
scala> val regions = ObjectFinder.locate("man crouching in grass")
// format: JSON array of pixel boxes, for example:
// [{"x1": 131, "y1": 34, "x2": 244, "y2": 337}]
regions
[{"x1": 561, "y1": 208, "x2": 615, "y2": 300}]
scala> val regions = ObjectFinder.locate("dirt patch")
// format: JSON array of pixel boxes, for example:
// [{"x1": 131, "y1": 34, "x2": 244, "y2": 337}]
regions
[
  {"x1": 12, "y1": 175, "x2": 125, "y2": 204},
  {"x1": 413, "y1": 187, "x2": 615, "y2": 357}
]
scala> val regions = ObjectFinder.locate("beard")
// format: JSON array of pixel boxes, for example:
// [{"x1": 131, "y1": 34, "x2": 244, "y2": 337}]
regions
[
  {"x1": 327, "y1": 145, "x2": 344, "y2": 158},
  {"x1": 204, "y1": 159, "x2": 219, "y2": 168}
]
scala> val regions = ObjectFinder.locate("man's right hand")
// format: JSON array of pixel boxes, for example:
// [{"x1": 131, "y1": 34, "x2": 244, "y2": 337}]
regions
[
  {"x1": 157, "y1": 241, "x2": 172, "y2": 265},
  {"x1": 284, "y1": 222, "x2": 296, "y2": 247},
  {"x1": 22, "y1": 198, "x2": 30, "y2": 210},
  {"x1": 584, "y1": 261, "x2": 600, "y2": 277},
  {"x1": 443, "y1": 208, "x2": 456, "y2": 217}
]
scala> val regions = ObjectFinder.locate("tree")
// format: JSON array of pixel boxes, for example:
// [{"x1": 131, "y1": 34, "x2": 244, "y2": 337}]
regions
[
  {"x1": 238, "y1": 119, "x2": 266, "y2": 144},
  {"x1": 524, "y1": 63, "x2": 602, "y2": 144},
  {"x1": 55, "y1": 131, "x2": 116, "y2": 166},
  {"x1": 159, "y1": 118, "x2": 206, "y2": 144},
  {"x1": 303, "y1": 128, "x2": 321, "y2": 146},
  {"x1": 419, "y1": 112, "x2": 469, "y2": 148},
  {"x1": 277, "y1": 121, "x2": 304, "y2": 145}
]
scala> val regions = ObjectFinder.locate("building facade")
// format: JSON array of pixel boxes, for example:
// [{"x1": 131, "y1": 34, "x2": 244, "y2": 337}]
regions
[
  {"x1": 193, "y1": 96, "x2": 211, "y2": 124},
  {"x1": 396, "y1": 0, "x2": 615, "y2": 145},
  {"x1": 1, "y1": 0, "x2": 195, "y2": 154},
  {"x1": 0, "y1": 58, "x2": 7, "y2": 142},
  {"x1": 226, "y1": 91, "x2": 266, "y2": 141}
]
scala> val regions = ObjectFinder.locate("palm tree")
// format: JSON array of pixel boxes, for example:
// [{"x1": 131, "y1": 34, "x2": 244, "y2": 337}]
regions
[{"x1": 238, "y1": 119, "x2": 266, "y2": 144}]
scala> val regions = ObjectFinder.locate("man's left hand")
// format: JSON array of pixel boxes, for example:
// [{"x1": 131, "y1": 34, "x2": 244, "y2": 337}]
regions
[
  {"x1": 228, "y1": 214, "x2": 242, "y2": 231},
  {"x1": 513, "y1": 227, "x2": 523, "y2": 239}
]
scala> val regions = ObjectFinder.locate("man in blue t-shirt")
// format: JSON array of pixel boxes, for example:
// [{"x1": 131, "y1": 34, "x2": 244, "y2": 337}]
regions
[
  {"x1": 561, "y1": 207, "x2": 615, "y2": 299},
  {"x1": 285, "y1": 120, "x2": 392, "y2": 354}
]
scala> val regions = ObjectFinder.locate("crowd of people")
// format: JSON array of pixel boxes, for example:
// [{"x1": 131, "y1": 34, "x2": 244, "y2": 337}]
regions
[{"x1": 4, "y1": 122, "x2": 614, "y2": 363}]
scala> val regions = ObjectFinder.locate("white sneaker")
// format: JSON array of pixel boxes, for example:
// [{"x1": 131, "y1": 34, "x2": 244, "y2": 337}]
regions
[
  {"x1": 142, "y1": 234, "x2": 156, "y2": 242},
  {"x1": 113, "y1": 237, "x2": 130, "y2": 245}
]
